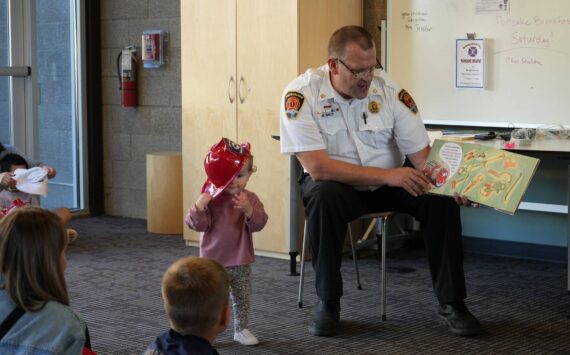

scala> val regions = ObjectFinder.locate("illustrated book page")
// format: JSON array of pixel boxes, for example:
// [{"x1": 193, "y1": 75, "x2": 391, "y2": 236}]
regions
[{"x1": 423, "y1": 139, "x2": 540, "y2": 214}]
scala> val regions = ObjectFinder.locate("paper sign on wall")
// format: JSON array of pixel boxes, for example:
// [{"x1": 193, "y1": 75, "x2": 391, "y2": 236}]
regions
[{"x1": 456, "y1": 38, "x2": 485, "y2": 89}]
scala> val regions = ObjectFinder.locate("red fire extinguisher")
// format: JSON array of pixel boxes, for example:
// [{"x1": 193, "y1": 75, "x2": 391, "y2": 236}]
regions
[{"x1": 116, "y1": 45, "x2": 138, "y2": 107}]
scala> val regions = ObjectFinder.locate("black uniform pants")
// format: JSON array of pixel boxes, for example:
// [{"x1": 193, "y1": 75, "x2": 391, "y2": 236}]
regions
[{"x1": 299, "y1": 173, "x2": 467, "y2": 305}]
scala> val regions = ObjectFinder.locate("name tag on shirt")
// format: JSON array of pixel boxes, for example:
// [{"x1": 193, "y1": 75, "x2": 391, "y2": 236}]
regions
[{"x1": 315, "y1": 102, "x2": 340, "y2": 118}]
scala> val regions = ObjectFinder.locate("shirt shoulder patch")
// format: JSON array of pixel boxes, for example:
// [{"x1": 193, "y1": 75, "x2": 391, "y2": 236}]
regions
[
  {"x1": 398, "y1": 89, "x2": 418, "y2": 114},
  {"x1": 284, "y1": 91, "x2": 305, "y2": 120}
]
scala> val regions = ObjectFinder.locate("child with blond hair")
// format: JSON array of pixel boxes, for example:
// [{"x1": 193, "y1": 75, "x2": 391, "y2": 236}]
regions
[{"x1": 145, "y1": 256, "x2": 230, "y2": 355}]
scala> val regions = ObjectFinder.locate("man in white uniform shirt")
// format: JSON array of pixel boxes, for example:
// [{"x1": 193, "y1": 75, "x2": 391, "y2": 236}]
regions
[{"x1": 280, "y1": 26, "x2": 480, "y2": 337}]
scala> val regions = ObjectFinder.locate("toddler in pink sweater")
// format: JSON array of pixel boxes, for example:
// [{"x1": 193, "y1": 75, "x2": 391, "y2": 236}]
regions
[{"x1": 185, "y1": 138, "x2": 268, "y2": 346}]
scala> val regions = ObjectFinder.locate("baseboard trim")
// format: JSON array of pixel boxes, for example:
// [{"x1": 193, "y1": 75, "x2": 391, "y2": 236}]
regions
[{"x1": 463, "y1": 236, "x2": 566, "y2": 264}]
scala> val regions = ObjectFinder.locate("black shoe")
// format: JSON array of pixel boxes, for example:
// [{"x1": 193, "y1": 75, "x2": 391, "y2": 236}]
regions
[
  {"x1": 439, "y1": 302, "x2": 481, "y2": 336},
  {"x1": 308, "y1": 299, "x2": 340, "y2": 337}
]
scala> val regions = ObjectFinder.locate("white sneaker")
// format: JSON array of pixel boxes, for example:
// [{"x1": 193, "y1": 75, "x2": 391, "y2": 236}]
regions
[{"x1": 233, "y1": 329, "x2": 259, "y2": 346}]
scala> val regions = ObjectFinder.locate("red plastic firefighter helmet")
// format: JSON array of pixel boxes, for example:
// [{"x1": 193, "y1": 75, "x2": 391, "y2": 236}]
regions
[{"x1": 202, "y1": 138, "x2": 251, "y2": 198}]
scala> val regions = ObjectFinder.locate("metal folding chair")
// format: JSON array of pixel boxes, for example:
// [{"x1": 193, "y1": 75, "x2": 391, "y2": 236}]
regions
[{"x1": 298, "y1": 211, "x2": 397, "y2": 321}]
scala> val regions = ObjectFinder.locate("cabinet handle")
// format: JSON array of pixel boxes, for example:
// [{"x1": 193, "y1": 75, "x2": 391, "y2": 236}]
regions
[
  {"x1": 228, "y1": 76, "x2": 235, "y2": 104},
  {"x1": 238, "y1": 76, "x2": 246, "y2": 104}
]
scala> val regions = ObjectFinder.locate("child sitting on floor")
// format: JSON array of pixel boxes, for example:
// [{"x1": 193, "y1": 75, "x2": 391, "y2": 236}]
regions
[
  {"x1": 0, "y1": 153, "x2": 76, "y2": 241},
  {"x1": 144, "y1": 256, "x2": 230, "y2": 355}
]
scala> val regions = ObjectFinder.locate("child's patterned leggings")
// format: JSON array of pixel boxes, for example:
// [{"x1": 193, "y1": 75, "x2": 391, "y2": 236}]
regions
[{"x1": 226, "y1": 264, "x2": 252, "y2": 333}]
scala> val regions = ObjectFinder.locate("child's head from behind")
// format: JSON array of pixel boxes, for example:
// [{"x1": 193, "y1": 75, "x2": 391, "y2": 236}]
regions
[
  {"x1": 0, "y1": 153, "x2": 28, "y2": 173},
  {"x1": 162, "y1": 256, "x2": 230, "y2": 336},
  {"x1": 0, "y1": 206, "x2": 69, "y2": 311}
]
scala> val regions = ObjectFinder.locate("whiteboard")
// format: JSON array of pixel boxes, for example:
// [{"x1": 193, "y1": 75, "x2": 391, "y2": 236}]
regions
[{"x1": 387, "y1": 0, "x2": 570, "y2": 127}]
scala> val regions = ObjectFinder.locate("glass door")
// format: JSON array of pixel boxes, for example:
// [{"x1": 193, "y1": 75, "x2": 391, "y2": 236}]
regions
[
  {"x1": 0, "y1": 0, "x2": 86, "y2": 212},
  {"x1": 0, "y1": 0, "x2": 7, "y2": 142},
  {"x1": 1, "y1": 0, "x2": 14, "y2": 143}
]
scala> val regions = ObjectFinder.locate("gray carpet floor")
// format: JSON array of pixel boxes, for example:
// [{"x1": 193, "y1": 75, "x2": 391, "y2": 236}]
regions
[{"x1": 65, "y1": 216, "x2": 570, "y2": 354}]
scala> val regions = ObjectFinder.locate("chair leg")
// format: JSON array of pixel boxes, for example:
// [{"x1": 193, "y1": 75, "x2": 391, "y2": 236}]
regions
[
  {"x1": 381, "y1": 215, "x2": 389, "y2": 321},
  {"x1": 298, "y1": 220, "x2": 309, "y2": 308},
  {"x1": 348, "y1": 224, "x2": 362, "y2": 290}
]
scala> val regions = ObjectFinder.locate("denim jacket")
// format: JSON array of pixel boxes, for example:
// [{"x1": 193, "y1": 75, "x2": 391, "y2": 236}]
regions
[{"x1": 0, "y1": 288, "x2": 86, "y2": 355}]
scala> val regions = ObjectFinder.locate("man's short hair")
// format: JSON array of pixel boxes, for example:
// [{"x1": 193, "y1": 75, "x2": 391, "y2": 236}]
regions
[
  {"x1": 328, "y1": 25, "x2": 375, "y2": 59},
  {"x1": 161, "y1": 256, "x2": 230, "y2": 335}
]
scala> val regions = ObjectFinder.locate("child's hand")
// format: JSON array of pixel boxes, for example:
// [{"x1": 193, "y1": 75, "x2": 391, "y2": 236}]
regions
[
  {"x1": 0, "y1": 172, "x2": 15, "y2": 189},
  {"x1": 40, "y1": 165, "x2": 57, "y2": 179},
  {"x1": 195, "y1": 192, "x2": 212, "y2": 211},
  {"x1": 233, "y1": 192, "x2": 253, "y2": 219}
]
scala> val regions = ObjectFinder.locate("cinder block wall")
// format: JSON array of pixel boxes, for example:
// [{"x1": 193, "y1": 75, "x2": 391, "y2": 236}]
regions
[{"x1": 100, "y1": 0, "x2": 181, "y2": 218}]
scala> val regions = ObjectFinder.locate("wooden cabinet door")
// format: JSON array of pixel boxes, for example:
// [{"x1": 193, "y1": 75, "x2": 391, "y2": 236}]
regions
[
  {"x1": 236, "y1": 0, "x2": 298, "y2": 253},
  {"x1": 182, "y1": 0, "x2": 238, "y2": 241},
  {"x1": 298, "y1": 0, "x2": 363, "y2": 71},
  {"x1": 181, "y1": 0, "x2": 362, "y2": 249}
]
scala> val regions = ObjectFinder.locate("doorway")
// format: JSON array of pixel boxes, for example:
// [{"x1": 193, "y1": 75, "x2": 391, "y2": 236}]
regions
[{"x1": 0, "y1": 0, "x2": 86, "y2": 212}]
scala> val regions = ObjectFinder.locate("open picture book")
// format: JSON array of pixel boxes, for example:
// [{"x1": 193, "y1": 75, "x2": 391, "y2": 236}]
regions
[{"x1": 423, "y1": 139, "x2": 540, "y2": 214}]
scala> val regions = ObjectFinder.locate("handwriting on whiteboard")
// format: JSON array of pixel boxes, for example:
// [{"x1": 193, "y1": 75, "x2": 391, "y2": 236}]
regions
[{"x1": 401, "y1": 11, "x2": 432, "y2": 32}]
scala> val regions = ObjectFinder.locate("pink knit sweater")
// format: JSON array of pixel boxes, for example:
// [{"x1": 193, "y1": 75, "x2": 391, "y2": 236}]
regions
[{"x1": 185, "y1": 190, "x2": 268, "y2": 267}]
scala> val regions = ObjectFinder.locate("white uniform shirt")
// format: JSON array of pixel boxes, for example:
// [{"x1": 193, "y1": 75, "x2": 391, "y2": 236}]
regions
[{"x1": 279, "y1": 64, "x2": 430, "y2": 190}]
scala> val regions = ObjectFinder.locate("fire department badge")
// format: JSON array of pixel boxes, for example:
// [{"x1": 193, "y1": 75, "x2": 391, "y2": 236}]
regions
[
  {"x1": 284, "y1": 91, "x2": 305, "y2": 119},
  {"x1": 398, "y1": 89, "x2": 418, "y2": 114},
  {"x1": 368, "y1": 100, "x2": 381, "y2": 114}
]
